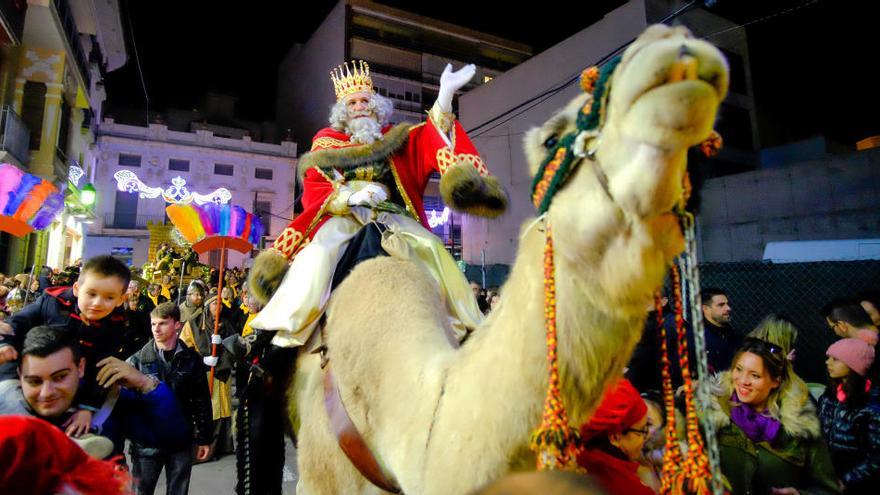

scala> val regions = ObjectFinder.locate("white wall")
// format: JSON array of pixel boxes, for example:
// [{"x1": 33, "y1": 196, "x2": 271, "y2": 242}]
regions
[{"x1": 698, "y1": 148, "x2": 880, "y2": 262}]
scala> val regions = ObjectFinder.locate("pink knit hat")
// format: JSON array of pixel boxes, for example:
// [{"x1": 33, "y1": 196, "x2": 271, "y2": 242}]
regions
[{"x1": 827, "y1": 337, "x2": 876, "y2": 376}]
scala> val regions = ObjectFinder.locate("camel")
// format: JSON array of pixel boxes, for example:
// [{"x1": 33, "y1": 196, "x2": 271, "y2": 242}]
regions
[{"x1": 289, "y1": 25, "x2": 729, "y2": 494}]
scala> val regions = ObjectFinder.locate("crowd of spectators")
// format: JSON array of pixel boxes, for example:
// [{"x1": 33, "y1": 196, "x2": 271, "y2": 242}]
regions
[{"x1": 2, "y1": 262, "x2": 878, "y2": 494}]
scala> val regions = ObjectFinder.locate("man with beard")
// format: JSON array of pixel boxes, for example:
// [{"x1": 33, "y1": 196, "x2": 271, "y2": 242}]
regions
[
  {"x1": 700, "y1": 287, "x2": 741, "y2": 374},
  {"x1": 245, "y1": 60, "x2": 506, "y2": 352}
]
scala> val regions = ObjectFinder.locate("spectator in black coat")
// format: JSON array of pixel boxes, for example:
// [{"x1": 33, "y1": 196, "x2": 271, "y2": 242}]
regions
[{"x1": 127, "y1": 302, "x2": 213, "y2": 495}]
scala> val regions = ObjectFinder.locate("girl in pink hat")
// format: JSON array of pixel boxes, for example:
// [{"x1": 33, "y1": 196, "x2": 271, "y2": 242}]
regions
[{"x1": 818, "y1": 334, "x2": 879, "y2": 494}]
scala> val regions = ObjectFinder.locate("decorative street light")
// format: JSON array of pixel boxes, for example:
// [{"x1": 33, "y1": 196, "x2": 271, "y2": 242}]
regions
[{"x1": 81, "y1": 183, "x2": 97, "y2": 206}]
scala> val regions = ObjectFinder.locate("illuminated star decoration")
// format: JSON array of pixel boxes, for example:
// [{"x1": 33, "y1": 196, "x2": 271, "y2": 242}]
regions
[{"x1": 113, "y1": 171, "x2": 232, "y2": 205}]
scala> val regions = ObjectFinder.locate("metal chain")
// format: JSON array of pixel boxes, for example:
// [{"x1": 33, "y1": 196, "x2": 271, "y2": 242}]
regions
[{"x1": 680, "y1": 213, "x2": 724, "y2": 495}]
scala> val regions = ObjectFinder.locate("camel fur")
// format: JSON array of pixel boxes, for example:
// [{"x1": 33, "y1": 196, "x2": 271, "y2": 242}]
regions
[{"x1": 289, "y1": 25, "x2": 729, "y2": 494}]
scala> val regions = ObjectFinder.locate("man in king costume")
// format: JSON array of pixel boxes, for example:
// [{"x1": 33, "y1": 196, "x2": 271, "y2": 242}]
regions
[{"x1": 246, "y1": 59, "x2": 506, "y2": 349}]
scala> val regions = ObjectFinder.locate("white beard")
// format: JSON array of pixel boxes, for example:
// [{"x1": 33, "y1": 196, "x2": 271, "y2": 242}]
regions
[{"x1": 346, "y1": 115, "x2": 384, "y2": 145}]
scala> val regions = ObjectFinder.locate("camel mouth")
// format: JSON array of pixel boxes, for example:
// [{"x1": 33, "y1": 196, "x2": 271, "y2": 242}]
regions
[
  {"x1": 616, "y1": 39, "x2": 729, "y2": 121},
  {"x1": 631, "y1": 51, "x2": 727, "y2": 107}
]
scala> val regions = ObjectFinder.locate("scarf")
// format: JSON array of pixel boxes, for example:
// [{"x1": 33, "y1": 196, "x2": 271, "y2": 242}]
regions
[{"x1": 729, "y1": 393, "x2": 781, "y2": 444}]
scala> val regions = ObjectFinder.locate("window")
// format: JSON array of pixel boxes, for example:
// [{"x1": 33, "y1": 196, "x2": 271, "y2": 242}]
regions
[
  {"x1": 22, "y1": 81, "x2": 47, "y2": 150},
  {"x1": 254, "y1": 199, "x2": 272, "y2": 236},
  {"x1": 118, "y1": 154, "x2": 142, "y2": 167},
  {"x1": 169, "y1": 159, "x2": 190, "y2": 172},
  {"x1": 214, "y1": 163, "x2": 234, "y2": 176},
  {"x1": 255, "y1": 168, "x2": 273, "y2": 180},
  {"x1": 113, "y1": 190, "x2": 138, "y2": 229},
  {"x1": 57, "y1": 99, "x2": 71, "y2": 160},
  {"x1": 378, "y1": 87, "x2": 387, "y2": 96},
  {"x1": 405, "y1": 91, "x2": 412, "y2": 101}
]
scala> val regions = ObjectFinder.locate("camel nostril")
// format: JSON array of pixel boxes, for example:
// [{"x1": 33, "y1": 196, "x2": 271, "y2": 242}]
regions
[{"x1": 678, "y1": 44, "x2": 694, "y2": 58}]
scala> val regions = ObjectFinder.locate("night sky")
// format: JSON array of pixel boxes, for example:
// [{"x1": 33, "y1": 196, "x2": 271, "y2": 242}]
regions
[{"x1": 104, "y1": 0, "x2": 879, "y2": 148}]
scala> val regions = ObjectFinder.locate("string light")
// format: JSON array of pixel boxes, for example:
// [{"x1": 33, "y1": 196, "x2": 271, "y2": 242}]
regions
[{"x1": 113, "y1": 171, "x2": 232, "y2": 205}]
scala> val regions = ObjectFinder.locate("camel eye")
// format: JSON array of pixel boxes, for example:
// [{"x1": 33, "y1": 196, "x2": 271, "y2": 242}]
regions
[{"x1": 543, "y1": 135, "x2": 559, "y2": 149}]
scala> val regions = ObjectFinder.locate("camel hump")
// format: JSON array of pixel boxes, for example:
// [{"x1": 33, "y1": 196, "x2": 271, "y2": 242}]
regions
[
  {"x1": 324, "y1": 256, "x2": 457, "y2": 357},
  {"x1": 333, "y1": 256, "x2": 441, "y2": 304}
]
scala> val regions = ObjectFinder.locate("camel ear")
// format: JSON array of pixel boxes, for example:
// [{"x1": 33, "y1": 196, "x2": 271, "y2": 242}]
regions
[
  {"x1": 248, "y1": 249, "x2": 289, "y2": 306},
  {"x1": 439, "y1": 162, "x2": 507, "y2": 218}
]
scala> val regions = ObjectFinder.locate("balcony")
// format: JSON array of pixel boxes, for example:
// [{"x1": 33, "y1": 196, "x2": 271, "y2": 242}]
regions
[
  {"x1": 52, "y1": 0, "x2": 91, "y2": 90},
  {"x1": 0, "y1": 106, "x2": 31, "y2": 165},
  {"x1": 104, "y1": 213, "x2": 168, "y2": 230}
]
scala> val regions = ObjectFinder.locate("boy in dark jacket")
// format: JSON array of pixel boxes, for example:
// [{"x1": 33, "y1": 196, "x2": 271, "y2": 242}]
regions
[
  {"x1": 0, "y1": 255, "x2": 130, "y2": 437},
  {"x1": 127, "y1": 301, "x2": 213, "y2": 495}
]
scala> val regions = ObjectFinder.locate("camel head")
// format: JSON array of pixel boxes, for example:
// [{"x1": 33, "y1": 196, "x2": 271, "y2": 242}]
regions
[{"x1": 525, "y1": 24, "x2": 728, "y2": 313}]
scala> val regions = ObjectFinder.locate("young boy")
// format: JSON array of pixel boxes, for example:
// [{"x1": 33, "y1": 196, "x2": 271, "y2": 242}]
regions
[
  {"x1": 127, "y1": 302, "x2": 213, "y2": 495},
  {"x1": 0, "y1": 255, "x2": 130, "y2": 437}
]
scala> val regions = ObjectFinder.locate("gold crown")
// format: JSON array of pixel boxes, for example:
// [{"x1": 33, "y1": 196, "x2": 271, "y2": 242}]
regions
[{"x1": 331, "y1": 60, "x2": 374, "y2": 101}]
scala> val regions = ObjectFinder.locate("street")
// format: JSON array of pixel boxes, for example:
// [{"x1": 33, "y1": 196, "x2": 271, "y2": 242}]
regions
[{"x1": 151, "y1": 439, "x2": 298, "y2": 494}]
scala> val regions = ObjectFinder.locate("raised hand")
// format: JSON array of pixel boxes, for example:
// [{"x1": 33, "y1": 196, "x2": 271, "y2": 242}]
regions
[{"x1": 437, "y1": 63, "x2": 476, "y2": 112}]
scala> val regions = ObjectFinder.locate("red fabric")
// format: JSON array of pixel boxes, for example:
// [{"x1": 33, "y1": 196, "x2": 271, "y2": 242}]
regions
[
  {"x1": 273, "y1": 119, "x2": 483, "y2": 261},
  {"x1": 580, "y1": 378, "x2": 647, "y2": 440},
  {"x1": 576, "y1": 448, "x2": 654, "y2": 495},
  {"x1": 0, "y1": 415, "x2": 132, "y2": 495}
]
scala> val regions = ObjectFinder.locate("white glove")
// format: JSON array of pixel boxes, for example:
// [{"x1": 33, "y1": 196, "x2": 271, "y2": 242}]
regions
[
  {"x1": 210, "y1": 334, "x2": 223, "y2": 345},
  {"x1": 203, "y1": 356, "x2": 219, "y2": 367},
  {"x1": 437, "y1": 63, "x2": 476, "y2": 113},
  {"x1": 348, "y1": 184, "x2": 388, "y2": 207}
]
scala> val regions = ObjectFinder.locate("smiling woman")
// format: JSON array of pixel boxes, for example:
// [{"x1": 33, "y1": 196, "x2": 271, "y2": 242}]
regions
[{"x1": 706, "y1": 337, "x2": 841, "y2": 494}]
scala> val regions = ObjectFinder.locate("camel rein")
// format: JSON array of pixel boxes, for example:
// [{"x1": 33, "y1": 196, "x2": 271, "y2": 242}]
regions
[{"x1": 526, "y1": 55, "x2": 725, "y2": 495}]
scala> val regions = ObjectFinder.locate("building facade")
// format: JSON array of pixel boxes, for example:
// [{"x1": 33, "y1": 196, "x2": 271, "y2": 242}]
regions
[
  {"x1": 87, "y1": 117, "x2": 297, "y2": 269},
  {"x1": 0, "y1": 0, "x2": 127, "y2": 274}
]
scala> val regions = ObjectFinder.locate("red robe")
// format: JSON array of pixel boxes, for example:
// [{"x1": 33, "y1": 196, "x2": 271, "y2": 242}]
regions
[{"x1": 272, "y1": 118, "x2": 490, "y2": 261}]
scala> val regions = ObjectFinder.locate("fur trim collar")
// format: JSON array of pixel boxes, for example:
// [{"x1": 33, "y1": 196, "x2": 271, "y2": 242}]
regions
[
  {"x1": 705, "y1": 371, "x2": 821, "y2": 440},
  {"x1": 297, "y1": 123, "x2": 413, "y2": 178}
]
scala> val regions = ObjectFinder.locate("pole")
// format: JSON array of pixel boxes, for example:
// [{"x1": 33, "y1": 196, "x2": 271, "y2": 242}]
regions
[
  {"x1": 176, "y1": 260, "x2": 186, "y2": 305},
  {"x1": 208, "y1": 241, "x2": 226, "y2": 396},
  {"x1": 24, "y1": 264, "x2": 36, "y2": 303},
  {"x1": 481, "y1": 249, "x2": 486, "y2": 289}
]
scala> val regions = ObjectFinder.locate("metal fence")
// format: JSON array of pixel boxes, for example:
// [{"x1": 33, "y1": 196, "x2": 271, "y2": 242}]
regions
[
  {"x1": 700, "y1": 259, "x2": 880, "y2": 384},
  {"x1": 465, "y1": 259, "x2": 880, "y2": 384}
]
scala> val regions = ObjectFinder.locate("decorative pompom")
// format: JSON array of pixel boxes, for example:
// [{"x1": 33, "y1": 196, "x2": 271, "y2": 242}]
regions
[
  {"x1": 439, "y1": 162, "x2": 507, "y2": 218},
  {"x1": 248, "y1": 249, "x2": 288, "y2": 305},
  {"x1": 699, "y1": 130, "x2": 723, "y2": 158},
  {"x1": 580, "y1": 66, "x2": 600, "y2": 93}
]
